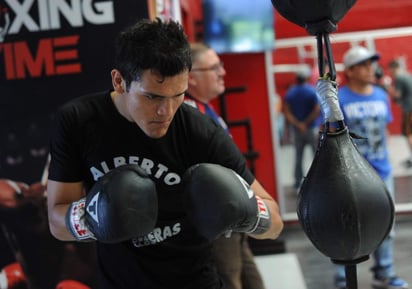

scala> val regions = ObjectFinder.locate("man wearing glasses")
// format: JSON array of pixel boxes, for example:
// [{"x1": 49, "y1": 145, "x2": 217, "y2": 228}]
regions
[
  {"x1": 184, "y1": 43, "x2": 266, "y2": 289},
  {"x1": 185, "y1": 43, "x2": 229, "y2": 134}
]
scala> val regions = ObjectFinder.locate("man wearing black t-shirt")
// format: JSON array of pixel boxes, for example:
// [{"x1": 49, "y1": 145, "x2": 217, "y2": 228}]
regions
[{"x1": 47, "y1": 18, "x2": 283, "y2": 289}]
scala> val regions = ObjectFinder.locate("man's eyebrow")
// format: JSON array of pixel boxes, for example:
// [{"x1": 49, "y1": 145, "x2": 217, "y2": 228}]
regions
[{"x1": 141, "y1": 90, "x2": 187, "y2": 98}]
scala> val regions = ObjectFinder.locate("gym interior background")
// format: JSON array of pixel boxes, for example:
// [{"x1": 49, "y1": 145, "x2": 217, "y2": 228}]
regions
[{"x1": 1, "y1": 0, "x2": 412, "y2": 288}]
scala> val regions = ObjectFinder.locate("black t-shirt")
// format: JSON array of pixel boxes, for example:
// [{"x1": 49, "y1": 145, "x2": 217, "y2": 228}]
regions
[{"x1": 48, "y1": 91, "x2": 254, "y2": 289}]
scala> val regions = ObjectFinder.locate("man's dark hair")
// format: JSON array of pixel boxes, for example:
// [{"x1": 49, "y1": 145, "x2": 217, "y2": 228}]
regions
[
  {"x1": 114, "y1": 18, "x2": 192, "y2": 89},
  {"x1": 296, "y1": 75, "x2": 308, "y2": 85}
]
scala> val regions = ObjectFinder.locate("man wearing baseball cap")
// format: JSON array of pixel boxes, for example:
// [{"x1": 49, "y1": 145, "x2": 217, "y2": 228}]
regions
[
  {"x1": 343, "y1": 45, "x2": 380, "y2": 68},
  {"x1": 333, "y1": 46, "x2": 408, "y2": 289}
]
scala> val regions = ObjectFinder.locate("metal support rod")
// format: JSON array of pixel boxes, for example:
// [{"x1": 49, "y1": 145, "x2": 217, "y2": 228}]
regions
[
  {"x1": 316, "y1": 33, "x2": 337, "y2": 81},
  {"x1": 324, "y1": 33, "x2": 336, "y2": 80},
  {"x1": 345, "y1": 264, "x2": 358, "y2": 289},
  {"x1": 316, "y1": 34, "x2": 325, "y2": 77}
]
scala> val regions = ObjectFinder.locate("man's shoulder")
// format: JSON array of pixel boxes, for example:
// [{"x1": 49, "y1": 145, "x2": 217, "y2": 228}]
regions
[
  {"x1": 372, "y1": 85, "x2": 388, "y2": 96},
  {"x1": 60, "y1": 90, "x2": 109, "y2": 110},
  {"x1": 183, "y1": 98, "x2": 198, "y2": 109},
  {"x1": 337, "y1": 85, "x2": 356, "y2": 104},
  {"x1": 176, "y1": 103, "x2": 219, "y2": 130},
  {"x1": 55, "y1": 90, "x2": 111, "y2": 124},
  {"x1": 338, "y1": 85, "x2": 351, "y2": 94},
  {"x1": 397, "y1": 73, "x2": 412, "y2": 85},
  {"x1": 286, "y1": 84, "x2": 316, "y2": 97},
  {"x1": 179, "y1": 102, "x2": 206, "y2": 117}
]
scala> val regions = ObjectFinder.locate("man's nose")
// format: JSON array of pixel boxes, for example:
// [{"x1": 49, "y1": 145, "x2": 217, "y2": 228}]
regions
[{"x1": 157, "y1": 98, "x2": 174, "y2": 115}]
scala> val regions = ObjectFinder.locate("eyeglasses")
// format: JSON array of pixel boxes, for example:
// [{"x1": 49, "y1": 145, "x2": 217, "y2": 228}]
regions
[{"x1": 191, "y1": 61, "x2": 224, "y2": 72}]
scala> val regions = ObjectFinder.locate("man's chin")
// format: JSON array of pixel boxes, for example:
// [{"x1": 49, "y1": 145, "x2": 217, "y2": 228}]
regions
[{"x1": 145, "y1": 128, "x2": 168, "y2": 139}]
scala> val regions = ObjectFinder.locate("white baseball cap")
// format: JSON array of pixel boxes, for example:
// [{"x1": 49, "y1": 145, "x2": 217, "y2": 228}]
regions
[
  {"x1": 296, "y1": 64, "x2": 312, "y2": 79},
  {"x1": 343, "y1": 46, "x2": 380, "y2": 68}
]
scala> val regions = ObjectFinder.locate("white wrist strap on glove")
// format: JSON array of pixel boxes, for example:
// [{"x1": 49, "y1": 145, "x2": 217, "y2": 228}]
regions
[
  {"x1": 247, "y1": 196, "x2": 271, "y2": 235},
  {"x1": 67, "y1": 198, "x2": 96, "y2": 241}
]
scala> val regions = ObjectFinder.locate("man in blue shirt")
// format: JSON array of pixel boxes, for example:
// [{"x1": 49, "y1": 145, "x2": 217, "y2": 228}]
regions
[
  {"x1": 284, "y1": 66, "x2": 320, "y2": 190},
  {"x1": 334, "y1": 45, "x2": 408, "y2": 289}
]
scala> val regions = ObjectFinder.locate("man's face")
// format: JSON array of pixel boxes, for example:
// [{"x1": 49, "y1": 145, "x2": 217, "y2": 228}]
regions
[
  {"x1": 189, "y1": 49, "x2": 226, "y2": 102},
  {"x1": 123, "y1": 70, "x2": 188, "y2": 139},
  {"x1": 346, "y1": 60, "x2": 376, "y2": 84},
  {"x1": 388, "y1": 66, "x2": 398, "y2": 77}
]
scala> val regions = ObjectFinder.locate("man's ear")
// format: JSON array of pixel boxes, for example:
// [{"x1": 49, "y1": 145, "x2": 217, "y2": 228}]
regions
[
  {"x1": 188, "y1": 72, "x2": 197, "y2": 86},
  {"x1": 111, "y1": 69, "x2": 126, "y2": 93}
]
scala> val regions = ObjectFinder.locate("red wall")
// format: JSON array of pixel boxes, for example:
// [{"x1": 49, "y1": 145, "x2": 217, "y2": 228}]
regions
[
  {"x1": 180, "y1": 0, "x2": 202, "y2": 42},
  {"x1": 216, "y1": 53, "x2": 278, "y2": 197}
]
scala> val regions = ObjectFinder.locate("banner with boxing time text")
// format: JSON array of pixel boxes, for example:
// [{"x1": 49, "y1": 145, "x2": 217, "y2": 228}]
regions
[
  {"x1": 0, "y1": 0, "x2": 149, "y2": 184},
  {"x1": 0, "y1": 2, "x2": 149, "y2": 287}
]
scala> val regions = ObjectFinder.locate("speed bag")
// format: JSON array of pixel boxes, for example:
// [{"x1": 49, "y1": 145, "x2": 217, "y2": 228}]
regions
[
  {"x1": 297, "y1": 127, "x2": 394, "y2": 263},
  {"x1": 271, "y1": 0, "x2": 357, "y2": 35}
]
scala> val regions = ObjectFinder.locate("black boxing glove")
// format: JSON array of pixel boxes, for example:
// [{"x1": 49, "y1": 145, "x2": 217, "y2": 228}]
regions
[
  {"x1": 183, "y1": 163, "x2": 271, "y2": 241},
  {"x1": 66, "y1": 164, "x2": 158, "y2": 243}
]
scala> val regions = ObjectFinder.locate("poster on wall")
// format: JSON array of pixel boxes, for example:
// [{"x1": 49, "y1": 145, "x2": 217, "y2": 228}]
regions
[
  {"x1": 0, "y1": 1, "x2": 149, "y2": 288},
  {"x1": 0, "y1": 1, "x2": 148, "y2": 183}
]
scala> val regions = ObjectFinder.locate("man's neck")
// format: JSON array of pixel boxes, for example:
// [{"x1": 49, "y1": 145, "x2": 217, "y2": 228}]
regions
[
  {"x1": 111, "y1": 91, "x2": 133, "y2": 121},
  {"x1": 346, "y1": 81, "x2": 373, "y2": 95}
]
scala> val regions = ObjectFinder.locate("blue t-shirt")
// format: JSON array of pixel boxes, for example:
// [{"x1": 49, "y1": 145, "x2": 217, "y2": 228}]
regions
[
  {"x1": 338, "y1": 85, "x2": 392, "y2": 179},
  {"x1": 285, "y1": 83, "x2": 319, "y2": 128}
]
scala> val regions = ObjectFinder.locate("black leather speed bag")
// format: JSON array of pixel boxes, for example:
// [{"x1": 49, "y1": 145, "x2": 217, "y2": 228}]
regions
[
  {"x1": 297, "y1": 128, "x2": 394, "y2": 263},
  {"x1": 271, "y1": 0, "x2": 357, "y2": 35}
]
